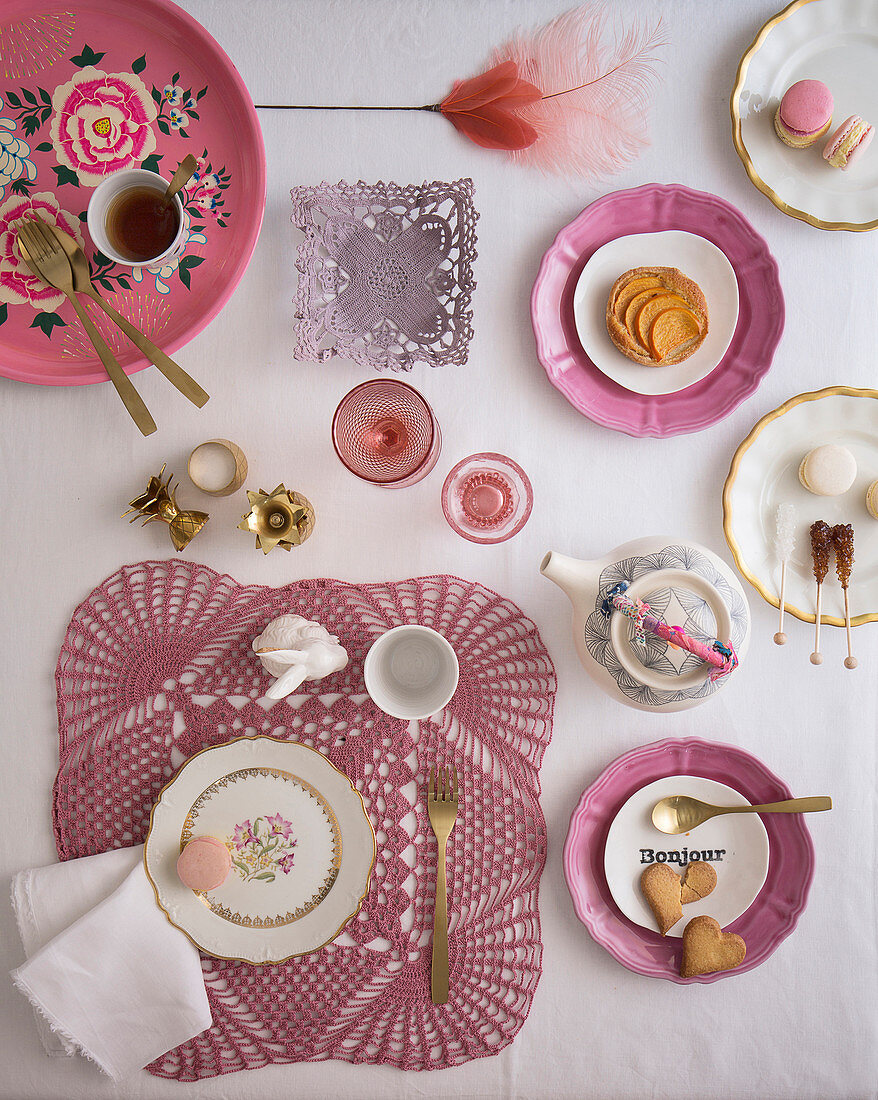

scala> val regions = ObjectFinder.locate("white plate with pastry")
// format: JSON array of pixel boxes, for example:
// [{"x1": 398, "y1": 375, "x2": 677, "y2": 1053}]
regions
[
  {"x1": 723, "y1": 386, "x2": 878, "y2": 626},
  {"x1": 572, "y1": 231, "x2": 739, "y2": 395},
  {"x1": 732, "y1": 0, "x2": 878, "y2": 230}
]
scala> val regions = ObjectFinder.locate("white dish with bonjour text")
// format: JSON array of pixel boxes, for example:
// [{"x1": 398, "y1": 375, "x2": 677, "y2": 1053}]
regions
[{"x1": 603, "y1": 775, "x2": 769, "y2": 937}]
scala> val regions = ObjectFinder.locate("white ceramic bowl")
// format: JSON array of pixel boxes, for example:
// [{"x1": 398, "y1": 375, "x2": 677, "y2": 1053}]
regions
[
  {"x1": 87, "y1": 168, "x2": 185, "y2": 267},
  {"x1": 573, "y1": 230, "x2": 739, "y2": 396},
  {"x1": 364, "y1": 625, "x2": 459, "y2": 720}
]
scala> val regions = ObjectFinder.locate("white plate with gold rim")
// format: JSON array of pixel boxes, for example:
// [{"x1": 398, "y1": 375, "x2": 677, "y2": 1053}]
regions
[
  {"x1": 723, "y1": 387, "x2": 878, "y2": 626},
  {"x1": 732, "y1": 0, "x2": 878, "y2": 231},
  {"x1": 144, "y1": 736, "x2": 375, "y2": 963},
  {"x1": 604, "y1": 776, "x2": 770, "y2": 937},
  {"x1": 572, "y1": 231, "x2": 739, "y2": 395}
]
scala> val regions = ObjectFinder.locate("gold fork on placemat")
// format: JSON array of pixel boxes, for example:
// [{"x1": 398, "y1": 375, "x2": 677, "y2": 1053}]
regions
[{"x1": 427, "y1": 765, "x2": 458, "y2": 1005}]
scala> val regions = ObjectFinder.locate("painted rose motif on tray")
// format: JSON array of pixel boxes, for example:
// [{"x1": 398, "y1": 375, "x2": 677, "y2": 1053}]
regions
[
  {"x1": 0, "y1": 191, "x2": 83, "y2": 313},
  {"x1": 49, "y1": 65, "x2": 157, "y2": 187},
  {"x1": 0, "y1": 98, "x2": 37, "y2": 194},
  {"x1": 0, "y1": 46, "x2": 233, "y2": 338},
  {"x1": 229, "y1": 814, "x2": 298, "y2": 883}
]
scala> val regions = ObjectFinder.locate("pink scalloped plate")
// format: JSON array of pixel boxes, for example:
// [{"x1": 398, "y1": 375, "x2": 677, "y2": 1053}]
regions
[
  {"x1": 531, "y1": 184, "x2": 784, "y2": 437},
  {"x1": 0, "y1": 0, "x2": 265, "y2": 385},
  {"x1": 563, "y1": 737, "x2": 815, "y2": 983}
]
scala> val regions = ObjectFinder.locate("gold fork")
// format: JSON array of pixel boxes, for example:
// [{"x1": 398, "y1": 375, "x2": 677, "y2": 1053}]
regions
[
  {"x1": 39, "y1": 219, "x2": 209, "y2": 408},
  {"x1": 16, "y1": 218, "x2": 157, "y2": 436},
  {"x1": 427, "y1": 765, "x2": 458, "y2": 1005}
]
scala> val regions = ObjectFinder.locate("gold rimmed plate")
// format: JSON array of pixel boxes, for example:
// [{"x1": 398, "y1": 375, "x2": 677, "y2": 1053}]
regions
[
  {"x1": 144, "y1": 736, "x2": 375, "y2": 963},
  {"x1": 732, "y1": 0, "x2": 878, "y2": 231},
  {"x1": 723, "y1": 386, "x2": 878, "y2": 626}
]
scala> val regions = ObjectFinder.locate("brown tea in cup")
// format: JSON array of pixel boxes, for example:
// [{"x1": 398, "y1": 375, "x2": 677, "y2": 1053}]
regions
[{"x1": 106, "y1": 186, "x2": 180, "y2": 263}]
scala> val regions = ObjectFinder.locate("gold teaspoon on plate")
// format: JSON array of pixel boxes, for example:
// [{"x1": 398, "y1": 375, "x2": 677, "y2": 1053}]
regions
[
  {"x1": 43, "y1": 220, "x2": 209, "y2": 408},
  {"x1": 164, "y1": 153, "x2": 198, "y2": 204},
  {"x1": 651, "y1": 794, "x2": 832, "y2": 834}
]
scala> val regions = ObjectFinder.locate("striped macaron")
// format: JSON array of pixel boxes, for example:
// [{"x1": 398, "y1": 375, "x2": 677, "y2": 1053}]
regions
[{"x1": 823, "y1": 114, "x2": 875, "y2": 170}]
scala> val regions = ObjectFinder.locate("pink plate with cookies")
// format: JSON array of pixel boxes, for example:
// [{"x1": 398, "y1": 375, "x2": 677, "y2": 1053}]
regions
[{"x1": 563, "y1": 737, "x2": 815, "y2": 983}]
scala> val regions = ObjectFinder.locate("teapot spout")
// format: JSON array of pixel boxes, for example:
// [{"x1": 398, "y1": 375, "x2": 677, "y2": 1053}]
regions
[{"x1": 540, "y1": 551, "x2": 587, "y2": 605}]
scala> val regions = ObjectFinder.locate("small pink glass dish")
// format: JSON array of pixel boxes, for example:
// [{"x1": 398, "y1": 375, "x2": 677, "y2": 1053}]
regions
[
  {"x1": 531, "y1": 183, "x2": 785, "y2": 437},
  {"x1": 563, "y1": 737, "x2": 815, "y2": 984},
  {"x1": 332, "y1": 379, "x2": 442, "y2": 487},
  {"x1": 441, "y1": 452, "x2": 533, "y2": 544}
]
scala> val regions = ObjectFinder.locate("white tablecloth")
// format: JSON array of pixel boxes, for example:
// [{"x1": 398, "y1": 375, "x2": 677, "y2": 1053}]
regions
[{"x1": 1, "y1": 1, "x2": 876, "y2": 1097}]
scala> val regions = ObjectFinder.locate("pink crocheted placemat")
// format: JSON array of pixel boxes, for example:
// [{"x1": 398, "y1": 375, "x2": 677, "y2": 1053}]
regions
[{"x1": 53, "y1": 561, "x2": 555, "y2": 1080}]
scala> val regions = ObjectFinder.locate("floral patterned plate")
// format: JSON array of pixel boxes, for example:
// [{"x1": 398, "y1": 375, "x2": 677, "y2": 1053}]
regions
[
  {"x1": 0, "y1": 0, "x2": 265, "y2": 384},
  {"x1": 144, "y1": 736, "x2": 375, "y2": 963}
]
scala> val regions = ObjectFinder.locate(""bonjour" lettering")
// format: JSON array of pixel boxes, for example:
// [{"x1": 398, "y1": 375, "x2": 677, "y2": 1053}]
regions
[{"x1": 639, "y1": 848, "x2": 726, "y2": 865}]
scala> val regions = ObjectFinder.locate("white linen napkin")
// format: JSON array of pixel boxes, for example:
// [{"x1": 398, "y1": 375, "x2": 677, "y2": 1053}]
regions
[{"x1": 10, "y1": 844, "x2": 212, "y2": 1080}]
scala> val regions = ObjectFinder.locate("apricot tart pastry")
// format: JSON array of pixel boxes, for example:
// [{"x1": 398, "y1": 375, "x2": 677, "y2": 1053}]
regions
[{"x1": 606, "y1": 266, "x2": 709, "y2": 366}]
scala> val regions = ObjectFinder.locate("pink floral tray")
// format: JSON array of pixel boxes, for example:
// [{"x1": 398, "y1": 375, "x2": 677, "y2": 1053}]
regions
[
  {"x1": 563, "y1": 737, "x2": 815, "y2": 983},
  {"x1": 0, "y1": 0, "x2": 265, "y2": 385},
  {"x1": 531, "y1": 184, "x2": 784, "y2": 437}
]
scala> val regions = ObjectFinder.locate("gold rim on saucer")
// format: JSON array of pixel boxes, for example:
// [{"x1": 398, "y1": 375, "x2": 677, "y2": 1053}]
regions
[
  {"x1": 730, "y1": 0, "x2": 878, "y2": 233},
  {"x1": 722, "y1": 385, "x2": 878, "y2": 627},
  {"x1": 143, "y1": 735, "x2": 376, "y2": 964}
]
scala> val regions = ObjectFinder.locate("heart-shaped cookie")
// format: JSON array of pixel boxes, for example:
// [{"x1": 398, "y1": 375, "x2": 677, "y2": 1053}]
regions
[
  {"x1": 681, "y1": 860, "x2": 717, "y2": 904},
  {"x1": 680, "y1": 915, "x2": 746, "y2": 978},
  {"x1": 640, "y1": 863, "x2": 683, "y2": 935}
]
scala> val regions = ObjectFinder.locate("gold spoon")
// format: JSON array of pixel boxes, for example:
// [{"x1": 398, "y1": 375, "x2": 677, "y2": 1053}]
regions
[
  {"x1": 17, "y1": 222, "x2": 156, "y2": 435},
  {"x1": 163, "y1": 153, "x2": 198, "y2": 204},
  {"x1": 652, "y1": 794, "x2": 832, "y2": 834},
  {"x1": 43, "y1": 221, "x2": 209, "y2": 408}
]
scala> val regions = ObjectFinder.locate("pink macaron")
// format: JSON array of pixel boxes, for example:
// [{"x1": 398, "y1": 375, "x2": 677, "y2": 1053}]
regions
[
  {"x1": 774, "y1": 79, "x2": 833, "y2": 147},
  {"x1": 176, "y1": 835, "x2": 232, "y2": 892},
  {"x1": 823, "y1": 114, "x2": 875, "y2": 170}
]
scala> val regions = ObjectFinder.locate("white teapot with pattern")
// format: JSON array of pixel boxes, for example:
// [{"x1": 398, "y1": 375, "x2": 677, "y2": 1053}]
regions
[{"x1": 540, "y1": 537, "x2": 750, "y2": 713}]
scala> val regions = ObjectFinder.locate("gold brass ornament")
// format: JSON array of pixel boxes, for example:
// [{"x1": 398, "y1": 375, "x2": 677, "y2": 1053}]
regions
[
  {"x1": 188, "y1": 438, "x2": 248, "y2": 496},
  {"x1": 123, "y1": 464, "x2": 209, "y2": 552},
  {"x1": 237, "y1": 484, "x2": 315, "y2": 554}
]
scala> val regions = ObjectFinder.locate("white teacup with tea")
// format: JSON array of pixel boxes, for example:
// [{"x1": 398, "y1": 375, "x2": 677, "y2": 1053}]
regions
[{"x1": 87, "y1": 168, "x2": 185, "y2": 267}]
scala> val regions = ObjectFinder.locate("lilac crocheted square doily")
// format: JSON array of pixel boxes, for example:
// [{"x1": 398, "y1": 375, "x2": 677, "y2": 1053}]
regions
[{"x1": 291, "y1": 179, "x2": 477, "y2": 372}]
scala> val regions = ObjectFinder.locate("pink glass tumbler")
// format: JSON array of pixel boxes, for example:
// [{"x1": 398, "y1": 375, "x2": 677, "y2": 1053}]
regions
[
  {"x1": 441, "y1": 452, "x2": 533, "y2": 544},
  {"x1": 332, "y1": 380, "x2": 442, "y2": 487}
]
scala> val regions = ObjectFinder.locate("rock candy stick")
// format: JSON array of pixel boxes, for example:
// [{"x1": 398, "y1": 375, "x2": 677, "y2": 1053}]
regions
[
  {"x1": 831, "y1": 523, "x2": 857, "y2": 669},
  {"x1": 809, "y1": 520, "x2": 833, "y2": 665},
  {"x1": 774, "y1": 503, "x2": 797, "y2": 645}
]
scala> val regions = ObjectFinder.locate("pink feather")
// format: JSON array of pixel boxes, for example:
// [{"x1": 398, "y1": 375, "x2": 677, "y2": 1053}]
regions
[
  {"x1": 491, "y1": 5, "x2": 666, "y2": 178},
  {"x1": 440, "y1": 60, "x2": 542, "y2": 150}
]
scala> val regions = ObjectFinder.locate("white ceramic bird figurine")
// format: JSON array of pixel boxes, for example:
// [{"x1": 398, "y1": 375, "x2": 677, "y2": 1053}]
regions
[{"x1": 253, "y1": 614, "x2": 349, "y2": 699}]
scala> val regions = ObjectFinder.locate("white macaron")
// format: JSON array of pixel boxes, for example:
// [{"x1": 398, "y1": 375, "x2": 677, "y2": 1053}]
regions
[{"x1": 798, "y1": 444, "x2": 856, "y2": 496}]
